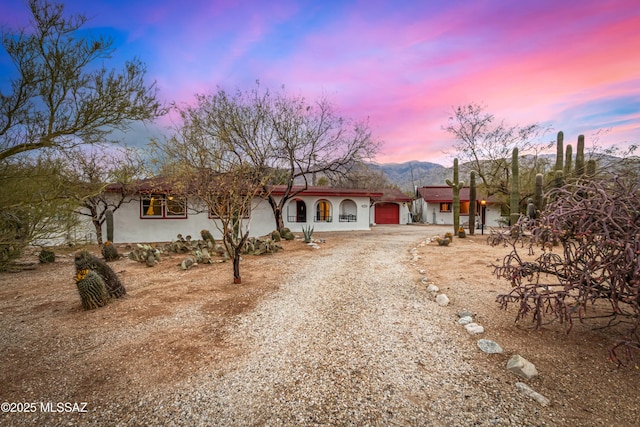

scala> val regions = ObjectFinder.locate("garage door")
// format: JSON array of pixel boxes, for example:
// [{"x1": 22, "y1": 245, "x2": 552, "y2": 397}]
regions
[{"x1": 375, "y1": 203, "x2": 399, "y2": 224}]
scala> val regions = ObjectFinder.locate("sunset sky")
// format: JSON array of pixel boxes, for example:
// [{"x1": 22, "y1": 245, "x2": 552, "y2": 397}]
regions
[{"x1": 1, "y1": 0, "x2": 639, "y2": 166}]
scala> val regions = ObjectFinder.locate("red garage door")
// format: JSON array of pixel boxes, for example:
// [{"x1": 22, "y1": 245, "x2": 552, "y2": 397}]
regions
[{"x1": 375, "y1": 203, "x2": 399, "y2": 224}]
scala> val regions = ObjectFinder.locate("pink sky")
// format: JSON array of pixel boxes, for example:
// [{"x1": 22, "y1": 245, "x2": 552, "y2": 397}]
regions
[{"x1": 1, "y1": 0, "x2": 638, "y2": 166}]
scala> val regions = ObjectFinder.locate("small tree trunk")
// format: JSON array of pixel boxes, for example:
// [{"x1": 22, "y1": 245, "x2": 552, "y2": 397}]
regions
[{"x1": 233, "y1": 253, "x2": 242, "y2": 284}]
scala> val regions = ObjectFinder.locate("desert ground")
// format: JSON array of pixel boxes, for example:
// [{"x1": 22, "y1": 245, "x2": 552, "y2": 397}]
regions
[{"x1": 1, "y1": 225, "x2": 638, "y2": 426}]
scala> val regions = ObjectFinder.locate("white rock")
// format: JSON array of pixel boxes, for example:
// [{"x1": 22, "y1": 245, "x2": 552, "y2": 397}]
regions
[
  {"x1": 426, "y1": 284, "x2": 439, "y2": 293},
  {"x1": 435, "y1": 294, "x2": 449, "y2": 306},
  {"x1": 464, "y1": 323, "x2": 484, "y2": 335},
  {"x1": 457, "y1": 316, "x2": 473, "y2": 325},
  {"x1": 477, "y1": 339, "x2": 503, "y2": 353},
  {"x1": 515, "y1": 382, "x2": 550, "y2": 406},
  {"x1": 507, "y1": 355, "x2": 538, "y2": 379}
]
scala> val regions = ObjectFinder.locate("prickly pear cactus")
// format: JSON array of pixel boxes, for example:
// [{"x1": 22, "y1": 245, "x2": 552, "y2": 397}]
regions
[
  {"x1": 75, "y1": 269, "x2": 110, "y2": 310},
  {"x1": 101, "y1": 241, "x2": 119, "y2": 261},
  {"x1": 75, "y1": 250, "x2": 126, "y2": 298}
]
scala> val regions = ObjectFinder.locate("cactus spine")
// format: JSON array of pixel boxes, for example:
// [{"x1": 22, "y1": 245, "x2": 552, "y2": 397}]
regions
[
  {"x1": 555, "y1": 131, "x2": 564, "y2": 172},
  {"x1": 468, "y1": 171, "x2": 476, "y2": 236},
  {"x1": 510, "y1": 148, "x2": 520, "y2": 226},
  {"x1": 445, "y1": 158, "x2": 465, "y2": 234},
  {"x1": 534, "y1": 173, "x2": 543, "y2": 212},
  {"x1": 564, "y1": 144, "x2": 572, "y2": 177},
  {"x1": 75, "y1": 250, "x2": 126, "y2": 298},
  {"x1": 105, "y1": 209, "x2": 114, "y2": 243},
  {"x1": 575, "y1": 135, "x2": 585, "y2": 176},
  {"x1": 75, "y1": 269, "x2": 110, "y2": 310}
]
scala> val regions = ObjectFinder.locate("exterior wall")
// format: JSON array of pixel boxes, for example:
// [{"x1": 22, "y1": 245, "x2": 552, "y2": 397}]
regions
[
  {"x1": 105, "y1": 196, "x2": 277, "y2": 243},
  {"x1": 417, "y1": 199, "x2": 502, "y2": 228},
  {"x1": 104, "y1": 194, "x2": 374, "y2": 243},
  {"x1": 281, "y1": 195, "x2": 372, "y2": 232},
  {"x1": 370, "y1": 201, "x2": 412, "y2": 225}
]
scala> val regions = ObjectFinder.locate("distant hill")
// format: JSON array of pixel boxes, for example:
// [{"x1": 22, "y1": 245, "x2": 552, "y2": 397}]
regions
[{"x1": 371, "y1": 161, "x2": 449, "y2": 192}]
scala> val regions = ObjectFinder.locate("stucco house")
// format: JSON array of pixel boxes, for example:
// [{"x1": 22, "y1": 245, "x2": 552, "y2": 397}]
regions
[
  {"x1": 414, "y1": 186, "x2": 502, "y2": 228},
  {"x1": 98, "y1": 184, "x2": 411, "y2": 244}
]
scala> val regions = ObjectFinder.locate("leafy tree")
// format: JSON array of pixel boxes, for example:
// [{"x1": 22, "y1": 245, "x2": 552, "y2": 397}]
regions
[
  {"x1": 0, "y1": 0, "x2": 164, "y2": 265},
  {"x1": 169, "y1": 84, "x2": 379, "y2": 232}
]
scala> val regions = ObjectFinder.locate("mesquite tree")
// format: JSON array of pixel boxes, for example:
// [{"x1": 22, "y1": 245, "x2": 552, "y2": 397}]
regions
[{"x1": 493, "y1": 175, "x2": 640, "y2": 364}]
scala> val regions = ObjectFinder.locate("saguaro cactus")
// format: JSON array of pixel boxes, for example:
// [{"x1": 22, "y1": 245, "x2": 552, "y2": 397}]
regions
[
  {"x1": 586, "y1": 159, "x2": 597, "y2": 177},
  {"x1": 555, "y1": 131, "x2": 564, "y2": 172},
  {"x1": 575, "y1": 135, "x2": 585, "y2": 176},
  {"x1": 534, "y1": 173, "x2": 543, "y2": 212},
  {"x1": 105, "y1": 209, "x2": 114, "y2": 243},
  {"x1": 564, "y1": 144, "x2": 573, "y2": 176},
  {"x1": 510, "y1": 148, "x2": 520, "y2": 226},
  {"x1": 468, "y1": 171, "x2": 476, "y2": 236},
  {"x1": 445, "y1": 158, "x2": 465, "y2": 235}
]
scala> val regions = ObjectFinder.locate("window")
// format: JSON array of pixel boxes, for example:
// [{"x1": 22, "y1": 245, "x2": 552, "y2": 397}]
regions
[
  {"x1": 440, "y1": 202, "x2": 452, "y2": 213},
  {"x1": 460, "y1": 201, "x2": 470, "y2": 215},
  {"x1": 141, "y1": 194, "x2": 187, "y2": 218},
  {"x1": 339, "y1": 199, "x2": 357, "y2": 222},
  {"x1": 315, "y1": 200, "x2": 332, "y2": 222}
]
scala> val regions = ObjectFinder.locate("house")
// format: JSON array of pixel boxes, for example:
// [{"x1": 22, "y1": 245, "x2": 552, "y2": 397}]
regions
[
  {"x1": 414, "y1": 186, "x2": 502, "y2": 227},
  {"x1": 371, "y1": 188, "x2": 413, "y2": 225},
  {"x1": 98, "y1": 184, "x2": 410, "y2": 244}
]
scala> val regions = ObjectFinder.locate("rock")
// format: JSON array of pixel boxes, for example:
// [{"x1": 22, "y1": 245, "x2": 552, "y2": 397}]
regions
[
  {"x1": 515, "y1": 382, "x2": 550, "y2": 406},
  {"x1": 507, "y1": 355, "x2": 538, "y2": 379},
  {"x1": 464, "y1": 323, "x2": 484, "y2": 335},
  {"x1": 457, "y1": 316, "x2": 473, "y2": 325},
  {"x1": 426, "y1": 284, "x2": 439, "y2": 293},
  {"x1": 477, "y1": 339, "x2": 503, "y2": 353},
  {"x1": 307, "y1": 243, "x2": 321, "y2": 250},
  {"x1": 420, "y1": 277, "x2": 428, "y2": 284},
  {"x1": 418, "y1": 269, "x2": 425, "y2": 274},
  {"x1": 435, "y1": 294, "x2": 449, "y2": 306},
  {"x1": 457, "y1": 309, "x2": 474, "y2": 318}
]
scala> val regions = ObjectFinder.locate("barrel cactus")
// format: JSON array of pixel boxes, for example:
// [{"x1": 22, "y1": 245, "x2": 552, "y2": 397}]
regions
[
  {"x1": 75, "y1": 268, "x2": 110, "y2": 310},
  {"x1": 280, "y1": 227, "x2": 295, "y2": 241},
  {"x1": 75, "y1": 250, "x2": 126, "y2": 298},
  {"x1": 101, "y1": 240, "x2": 119, "y2": 261},
  {"x1": 200, "y1": 229, "x2": 216, "y2": 248}
]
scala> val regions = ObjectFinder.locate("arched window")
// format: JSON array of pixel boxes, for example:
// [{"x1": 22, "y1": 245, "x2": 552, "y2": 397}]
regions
[
  {"x1": 315, "y1": 200, "x2": 332, "y2": 222},
  {"x1": 339, "y1": 199, "x2": 357, "y2": 222}
]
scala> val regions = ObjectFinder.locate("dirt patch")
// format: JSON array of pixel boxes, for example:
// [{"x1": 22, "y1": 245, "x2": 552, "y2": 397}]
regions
[{"x1": 1, "y1": 227, "x2": 639, "y2": 425}]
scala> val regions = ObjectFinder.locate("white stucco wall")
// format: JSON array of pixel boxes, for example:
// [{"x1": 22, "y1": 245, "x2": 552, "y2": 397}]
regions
[
  {"x1": 280, "y1": 195, "x2": 372, "y2": 232},
  {"x1": 415, "y1": 199, "x2": 502, "y2": 228},
  {"x1": 103, "y1": 194, "x2": 374, "y2": 243}
]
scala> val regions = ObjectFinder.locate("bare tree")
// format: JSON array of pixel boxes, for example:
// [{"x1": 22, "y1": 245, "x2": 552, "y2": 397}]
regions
[
  {"x1": 58, "y1": 145, "x2": 145, "y2": 245},
  {"x1": 444, "y1": 103, "x2": 549, "y2": 204},
  {"x1": 169, "y1": 84, "x2": 379, "y2": 232},
  {"x1": 150, "y1": 111, "x2": 271, "y2": 284}
]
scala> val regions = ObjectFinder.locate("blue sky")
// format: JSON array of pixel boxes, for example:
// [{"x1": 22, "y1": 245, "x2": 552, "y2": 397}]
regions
[{"x1": 1, "y1": 0, "x2": 639, "y2": 165}]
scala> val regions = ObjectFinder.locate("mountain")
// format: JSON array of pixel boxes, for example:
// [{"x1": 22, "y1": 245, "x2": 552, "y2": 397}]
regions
[{"x1": 371, "y1": 161, "x2": 450, "y2": 192}]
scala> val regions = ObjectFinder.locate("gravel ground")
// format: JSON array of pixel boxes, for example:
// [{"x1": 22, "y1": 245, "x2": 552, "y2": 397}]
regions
[
  {"x1": 3, "y1": 227, "x2": 562, "y2": 426},
  {"x1": 74, "y1": 226, "x2": 548, "y2": 426}
]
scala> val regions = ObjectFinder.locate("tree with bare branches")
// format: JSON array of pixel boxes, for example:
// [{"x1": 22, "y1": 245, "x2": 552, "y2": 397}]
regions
[
  {"x1": 168, "y1": 84, "x2": 379, "y2": 232},
  {"x1": 493, "y1": 175, "x2": 640, "y2": 364}
]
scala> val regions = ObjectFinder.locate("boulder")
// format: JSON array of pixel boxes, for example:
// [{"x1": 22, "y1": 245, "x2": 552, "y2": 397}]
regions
[
  {"x1": 435, "y1": 294, "x2": 449, "y2": 306},
  {"x1": 477, "y1": 339, "x2": 503, "y2": 354},
  {"x1": 464, "y1": 323, "x2": 484, "y2": 335},
  {"x1": 507, "y1": 355, "x2": 538, "y2": 379}
]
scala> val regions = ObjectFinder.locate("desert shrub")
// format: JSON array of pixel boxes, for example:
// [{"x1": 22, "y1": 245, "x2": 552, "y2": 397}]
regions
[{"x1": 493, "y1": 176, "x2": 640, "y2": 364}]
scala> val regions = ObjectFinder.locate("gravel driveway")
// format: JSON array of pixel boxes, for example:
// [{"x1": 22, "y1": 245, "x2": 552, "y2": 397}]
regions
[{"x1": 94, "y1": 225, "x2": 543, "y2": 425}]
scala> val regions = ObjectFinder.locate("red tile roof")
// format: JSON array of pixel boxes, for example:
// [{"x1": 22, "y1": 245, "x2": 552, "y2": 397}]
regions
[
  {"x1": 417, "y1": 186, "x2": 470, "y2": 202},
  {"x1": 269, "y1": 185, "x2": 383, "y2": 198}
]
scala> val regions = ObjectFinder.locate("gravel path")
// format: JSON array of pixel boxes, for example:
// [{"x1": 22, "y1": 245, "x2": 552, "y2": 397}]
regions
[{"x1": 92, "y1": 226, "x2": 541, "y2": 425}]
